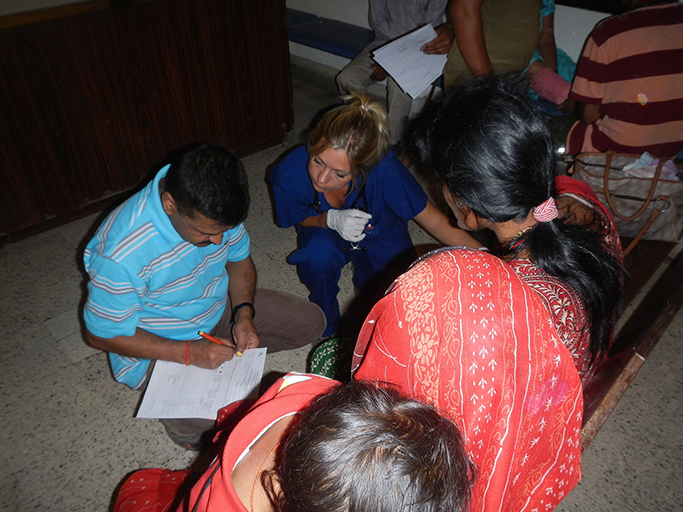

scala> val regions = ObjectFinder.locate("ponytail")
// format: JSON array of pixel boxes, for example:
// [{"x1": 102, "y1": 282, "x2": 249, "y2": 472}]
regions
[
  {"x1": 307, "y1": 91, "x2": 389, "y2": 185},
  {"x1": 516, "y1": 216, "x2": 622, "y2": 361}
]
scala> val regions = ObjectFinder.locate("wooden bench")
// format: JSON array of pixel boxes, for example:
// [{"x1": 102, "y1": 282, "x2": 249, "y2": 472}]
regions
[{"x1": 580, "y1": 237, "x2": 683, "y2": 450}]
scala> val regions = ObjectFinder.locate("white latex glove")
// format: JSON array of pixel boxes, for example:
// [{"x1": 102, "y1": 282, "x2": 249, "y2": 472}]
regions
[{"x1": 326, "y1": 209, "x2": 373, "y2": 242}]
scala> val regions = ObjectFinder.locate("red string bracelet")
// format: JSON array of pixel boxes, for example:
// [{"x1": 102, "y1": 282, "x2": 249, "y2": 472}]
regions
[{"x1": 185, "y1": 340, "x2": 191, "y2": 366}]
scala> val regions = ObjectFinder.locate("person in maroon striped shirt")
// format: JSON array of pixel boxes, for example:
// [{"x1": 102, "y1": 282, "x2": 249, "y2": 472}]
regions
[{"x1": 567, "y1": 0, "x2": 683, "y2": 158}]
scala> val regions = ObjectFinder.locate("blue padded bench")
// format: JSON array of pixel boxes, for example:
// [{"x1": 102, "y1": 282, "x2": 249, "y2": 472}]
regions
[
  {"x1": 286, "y1": 8, "x2": 374, "y2": 60},
  {"x1": 286, "y1": 7, "x2": 317, "y2": 27}
]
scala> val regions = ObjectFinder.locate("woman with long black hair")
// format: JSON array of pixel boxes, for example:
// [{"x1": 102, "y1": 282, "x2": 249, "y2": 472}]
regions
[{"x1": 413, "y1": 74, "x2": 623, "y2": 382}]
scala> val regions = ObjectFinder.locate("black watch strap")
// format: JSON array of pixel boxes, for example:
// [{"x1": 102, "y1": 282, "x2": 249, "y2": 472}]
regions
[{"x1": 230, "y1": 302, "x2": 255, "y2": 324}]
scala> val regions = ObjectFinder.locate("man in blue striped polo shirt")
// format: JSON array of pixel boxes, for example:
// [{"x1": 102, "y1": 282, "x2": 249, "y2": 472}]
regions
[{"x1": 83, "y1": 144, "x2": 325, "y2": 448}]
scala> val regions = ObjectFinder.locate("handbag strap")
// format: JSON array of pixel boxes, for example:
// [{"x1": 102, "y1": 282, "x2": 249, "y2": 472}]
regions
[
  {"x1": 602, "y1": 152, "x2": 667, "y2": 221},
  {"x1": 622, "y1": 208, "x2": 663, "y2": 257}
]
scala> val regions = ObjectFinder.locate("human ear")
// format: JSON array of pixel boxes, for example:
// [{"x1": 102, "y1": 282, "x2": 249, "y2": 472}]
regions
[
  {"x1": 443, "y1": 186, "x2": 483, "y2": 230},
  {"x1": 262, "y1": 471, "x2": 283, "y2": 509},
  {"x1": 161, "y1": 192, "x2": 177, "y2": 216}
]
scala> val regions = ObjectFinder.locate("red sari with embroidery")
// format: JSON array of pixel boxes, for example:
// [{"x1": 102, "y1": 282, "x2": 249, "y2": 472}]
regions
[
  {"x1": 509, "y1": 176, "x2": 623, "y2": 382},
  {"x1": 352, "y1": 248, "x2": 583, "y2": 512}
]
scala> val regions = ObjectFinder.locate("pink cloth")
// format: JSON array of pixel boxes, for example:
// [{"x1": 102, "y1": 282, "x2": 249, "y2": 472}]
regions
[
  {"x1": 530, "y1": 66, "x2": 571, "y2": 105},
  {"x1": 353, "y1": 248, "x2": 583, "y2": 512}
]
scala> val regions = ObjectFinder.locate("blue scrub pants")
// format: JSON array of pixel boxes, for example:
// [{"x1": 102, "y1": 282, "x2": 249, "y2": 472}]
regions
[{"x1": 290, "y1": 226, "x2": 415, "y2": 337}]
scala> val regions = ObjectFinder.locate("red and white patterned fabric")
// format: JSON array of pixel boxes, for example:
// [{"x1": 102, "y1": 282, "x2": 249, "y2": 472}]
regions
[
  {"x1": 510, "y1": 176, "x2": 622, "y2": 383},
  {"x1": 508, "y1": 259, "x2": 594, "y2": 382},
  {"x1": 533, "y1": 197, "x2": 559, "y2": 223},
  {"x1": 555, "y1": 175, "x2": 622, "y2": 263},
  {"x1": 352, "y1": 248, "x2": 583, "y2": 512}
]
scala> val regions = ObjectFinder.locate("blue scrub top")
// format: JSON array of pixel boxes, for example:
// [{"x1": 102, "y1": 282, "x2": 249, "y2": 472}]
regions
[{"x1": 270, "y1": 146, "x2": 428, "y2": 242}]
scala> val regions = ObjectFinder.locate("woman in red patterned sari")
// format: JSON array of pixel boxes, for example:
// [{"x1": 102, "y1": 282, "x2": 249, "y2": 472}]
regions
[
  {"x1": 352, "y1": 248, "x2": 584, "y2": 512},
  {"x1": 412, "y1": 74, "x2": 623, "y2": 382}
]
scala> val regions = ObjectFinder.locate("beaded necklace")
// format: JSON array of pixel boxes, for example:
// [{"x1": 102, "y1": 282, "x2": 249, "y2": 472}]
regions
[
  {"x1": 249, "y1": 441, "x2": 280, "y2": 512},
  {"x1": 498, "y1": 226, "x2": 533, "y2": 261}
]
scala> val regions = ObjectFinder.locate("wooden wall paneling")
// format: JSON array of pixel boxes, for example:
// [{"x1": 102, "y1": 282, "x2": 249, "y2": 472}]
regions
[
  {"x1": 240, "y1": 1, "x2": 293, "y2": 136},
  {"x1": 0, "y1": 101, "x2": 45, "y2": 235},
  {"x1": 0, "y1": 0, "x2": 293, "y2": 240},
  {"x1": 30, "y1": 21, "x2": 92, "y2": 212},
  {"x1": 0, "y1": 28, "x2": 79, "y2": 221},
  {"x1": 60, "y1": 13, "x2": 145, "y2": 200},
  {"x1": 197, "y1": 1, "x2": 252, "y2": 149},
  {"x1": 160, "y1": 0, "x2": 255, "y2": 151},
  {"x1": 64, "y1": 6, "x2": 173, "y2": 193},
  {"x1": 32, "y1": 16, "x2": 125, "y2": 206},
  {"x1": 91, "y1": 6, "x2": 181, "y2": 185},
  {"x1": 150, "y1": 5, "x2": 202, "y2": 149},
  {"x1": 163, "y1": 0, "x2": 218, "y2": 147},
  {"x1": 186, "y1": 0, "x2": 293, "y2": 151},
  {"x1": 232, "y1": 0, "x2": 293, "y2": 147}
]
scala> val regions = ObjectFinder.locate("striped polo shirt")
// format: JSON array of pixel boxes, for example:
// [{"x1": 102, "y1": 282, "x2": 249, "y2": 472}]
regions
[
  {"x1": 83, "y1": 165, "x2": 250, "y2": 388},
  {"x1": 569, "y1": 1, "x2": 683, "y2": 157}
]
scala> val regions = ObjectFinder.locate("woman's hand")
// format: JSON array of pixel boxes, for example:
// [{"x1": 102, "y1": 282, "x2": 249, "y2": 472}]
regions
[{"x1": 326, "y1": 209, "x2": 372, "y2": 242}]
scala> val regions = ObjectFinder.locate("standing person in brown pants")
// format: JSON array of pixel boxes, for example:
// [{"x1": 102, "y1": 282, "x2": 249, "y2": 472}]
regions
[{"x1": 444, "y1": 0, "x2": 541, "y2": 90}]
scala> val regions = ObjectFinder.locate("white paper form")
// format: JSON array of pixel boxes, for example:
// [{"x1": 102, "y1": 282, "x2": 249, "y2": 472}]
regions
[
  {"x1": 136, "y1": 348, "x2": 267, "y2": 419},
  {"x1": 372, "y1": 25, "x2": 448, "y2": 99}
]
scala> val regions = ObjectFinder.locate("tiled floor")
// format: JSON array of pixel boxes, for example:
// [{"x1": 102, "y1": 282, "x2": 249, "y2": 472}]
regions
[{"x1": 1, "y1": 60, "x2": 681, "y2": 511}]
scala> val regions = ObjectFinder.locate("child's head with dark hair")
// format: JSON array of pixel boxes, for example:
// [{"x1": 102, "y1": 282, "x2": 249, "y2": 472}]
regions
[{"x1": 269, "y1": 380, "x2": 474, "y2": 512}]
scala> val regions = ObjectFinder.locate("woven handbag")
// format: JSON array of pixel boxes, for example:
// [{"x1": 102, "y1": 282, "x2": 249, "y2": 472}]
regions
[{"x1": 573, "y1": 152, "x2": 683, "y2": 255}]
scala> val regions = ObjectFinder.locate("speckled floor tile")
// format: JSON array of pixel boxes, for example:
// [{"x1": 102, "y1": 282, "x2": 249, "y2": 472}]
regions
[
  {"x1": 556, "y1": 310, "x2": 683, "y2": 512},
  {"x1": 44, "y1": 308, "x2": 82, "y2": 341},
  {"x1": 0, "y1": 324, "x2": 66, "y2": 389},
  {"x1": 54, "y1": 212, "x2": 103, "y2": 251},
  {"x1": 249, "y1": 244, "x2": 309, "y2": 298},
  {"x1": 57, "y1": 330, "x2": 100, "y2": 365},
  {"x1": 0, "y1": 353, "x2": 195, "y2": 510},
  {"x1": 0, "y1": 231, "x2": 86, "y2": 332}
]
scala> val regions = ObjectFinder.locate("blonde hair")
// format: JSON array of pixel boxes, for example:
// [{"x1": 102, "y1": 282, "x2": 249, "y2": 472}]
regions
[{"x1": 306, "y1": 91, "x2": 389, "y2": 185}]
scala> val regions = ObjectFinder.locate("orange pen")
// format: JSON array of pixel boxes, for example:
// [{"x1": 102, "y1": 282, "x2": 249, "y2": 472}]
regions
[{"x1": 198, "y1": 330, "x2": 239, "y2": 354}]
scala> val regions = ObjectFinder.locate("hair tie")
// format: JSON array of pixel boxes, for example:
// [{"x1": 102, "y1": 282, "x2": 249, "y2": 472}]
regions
[{"x1": 533, "y1": 197, "x2": 558, "y2": 223}]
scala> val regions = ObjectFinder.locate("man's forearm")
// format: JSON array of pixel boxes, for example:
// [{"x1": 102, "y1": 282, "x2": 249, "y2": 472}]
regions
[
  {"x1": 576, "y1": 101, "x2": 601, "y2": 124},
  {"x1": 85, "y1": 327, "x2": 238, "y2": 369},
  {"x1": 85, "y1": 327, "x2": 186, "y2": 364},
  {"x1": 225, "y1": 255, "x2": 261, "y2": 352},
  {"x1": 226, "y1": 256, "x2": 257, "y2": 305},
  {"x1": 451, "y1": 0, "x2": 492, "y2": 76}
]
